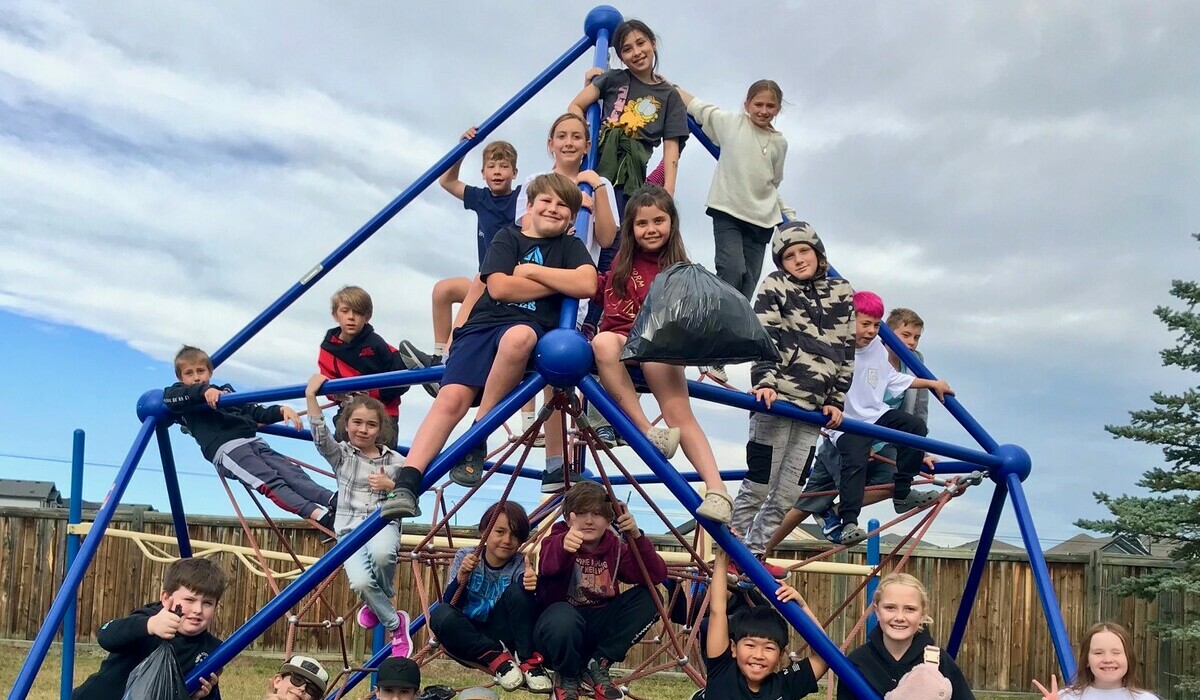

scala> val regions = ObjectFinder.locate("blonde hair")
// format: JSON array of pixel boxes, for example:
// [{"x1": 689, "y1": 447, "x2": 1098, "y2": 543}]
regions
[
  {"x1": 174, "y1": 345, "x2": 212, "y2": 378},
  {"x1": 330, "y1": 285, "x2": 373, "y2": 318},
  {"x1": 886, "y1": 307, "x2": 925, "y2": 330},
  {"x1": 873, "y1": 572, "x2": 934, "y2": 630},
  {"x1": 482, "y1": 141, "x2": 518, "y2": 168}
]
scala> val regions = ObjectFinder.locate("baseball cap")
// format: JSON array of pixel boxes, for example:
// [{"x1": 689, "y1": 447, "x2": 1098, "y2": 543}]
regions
[
  {"x1": 278, "y1": 655, "x2": 329, "y2": 694},
  {"x1": 377, "y1": 657, "x2": 420, "y2": 690}
]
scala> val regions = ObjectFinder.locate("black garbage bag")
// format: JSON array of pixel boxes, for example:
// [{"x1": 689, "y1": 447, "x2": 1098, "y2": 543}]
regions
[
  {"x1": 122, "y1": 642, "x2": 190, "y2": 700},
  {"x1": 621, "y1": 263, "x2": 781, "y2": 366}
]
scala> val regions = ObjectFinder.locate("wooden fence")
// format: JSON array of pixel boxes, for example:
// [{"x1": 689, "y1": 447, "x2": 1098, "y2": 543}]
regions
[{"x1": 0, "y1": 507, "x2": 1195, "y2": 697}]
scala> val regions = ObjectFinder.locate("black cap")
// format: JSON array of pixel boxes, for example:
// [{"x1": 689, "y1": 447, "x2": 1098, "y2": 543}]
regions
[{"x1": 377, "y1": 657, "x2": 420, "y2": 690}]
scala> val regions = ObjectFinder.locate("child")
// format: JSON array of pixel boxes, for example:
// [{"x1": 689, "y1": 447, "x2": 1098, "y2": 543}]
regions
[
  {"x1": 430, "y1": 501, "x2": 552, "y2": 693},
  {"x1": 72, "y1": 558, "x2": 227, "y2": 699},
  {"x1": 732, "y1": 221, "x2": 854, "y2": 575},
  {"x1": 265, "y1": 655, "x2": 329, "y2": 700},
  {"x1": 590, "y1": 185, "x2": 734, "y2": 522},
  {"x1": 376, "y1": 656, "x2": 422, "y2": 700},
  {"x1": 823, "y1": 292, "x2": 953, "y2": 545},
  {"x1": 165, "y1": 345, "x2": 337, "y2": 528},
  {"x1": 304, "y1": 374, "x2": 412, "y2": 657},
  {"x1": 318, "y1": 285, "x2": 411, "y2": 447},
  {"x1": 885, "y1": 308, "x2": 929, "y2": 424},
  {"x1": 1033, "y1": 622, "x2": 1160, "y2": 700},
  {"x1": 840, "y1": 573, "x2": 973, "y2": 700},
  {"x1": 693, "y1": 548, "x2": 827, "y2": 699},
  {"x1": 380, "y1": 173, "x2": 597, "y2": 518},
  {"x1": 533, "y1": 481, "x2": 668, "y2": 700},
  {"x1": 674, "y1": 80, "x2": 796, "y2": 383}
]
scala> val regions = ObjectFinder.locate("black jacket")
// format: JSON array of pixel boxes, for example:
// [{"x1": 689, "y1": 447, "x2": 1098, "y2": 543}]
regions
[
  {"x1": 317, "y1": 324, "x2": 409, "y2": 409},
  {"x1": 72, "y1": 602, "x2": 223, "y2": 700},
  {"x1": 838, "y1": 627, "x2": 974, "y2": 700},
  {"x1": 164, "y1": 381, "x2": 283, "y2": 461}
]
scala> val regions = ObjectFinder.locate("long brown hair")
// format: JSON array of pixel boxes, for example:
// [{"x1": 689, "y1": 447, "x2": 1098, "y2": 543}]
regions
[
  {"x1": 1069, "y1": 622, "x2": 1145, "y2": 692},
  {"x1": 610, "y1": 186, "x2": 688, "y2": 298}
]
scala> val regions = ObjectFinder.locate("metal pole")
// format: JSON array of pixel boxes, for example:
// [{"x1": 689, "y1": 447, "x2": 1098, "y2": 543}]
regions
[
  {"x1": 10, "y1": 417, "x2": 158, "y2": 700},
  {"x1": 155, "y1": 425, "x2": 193, "y2": 557},
  {"x1": 59, "y1": 429, "x2": 86, "y2": 700},
  {"x1": 865, "y1": 518, "x2": 880, "y2": 633},
  {"x1": 946, "y1": 481, "x2": 1008, "y2": 658}
]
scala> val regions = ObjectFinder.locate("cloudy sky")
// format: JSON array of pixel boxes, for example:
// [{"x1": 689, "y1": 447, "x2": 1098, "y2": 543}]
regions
[{"x1": 1, "y1": 1, "x2": 1196, "y2": 551}]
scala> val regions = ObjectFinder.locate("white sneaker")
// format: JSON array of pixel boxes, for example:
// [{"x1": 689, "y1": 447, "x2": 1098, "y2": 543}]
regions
[
  {"x1": 702, "y1": 365, "x2": 728, "y2": 384},
  {"x1": 645, "y1": 426, "x2": 681, "y2": 459}
]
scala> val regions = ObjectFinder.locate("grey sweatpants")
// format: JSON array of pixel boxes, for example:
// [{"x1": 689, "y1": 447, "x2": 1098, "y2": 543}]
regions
[
  {"x1": 215, "y1": 438, "x2": 335, "y2": 519},
  {"x1": 732, "y1": 413, "x2": 821, "y2": 553}
]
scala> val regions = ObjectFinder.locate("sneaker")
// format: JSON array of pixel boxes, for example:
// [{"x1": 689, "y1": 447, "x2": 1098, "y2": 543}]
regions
[
  {"x1": 541, "y1": 465, "x2": 568, "y2": 494},
  {"x1": 830, "y1": 523, "x2": 868, "y2": 546},
  {"x1": 695, "y1": 490, "x2": 733, "y2": 524},
  {"x1": 380, "y1": 487, "x2": 421, "y2": 520},
  {"x1": 585, "y1": 657, "x2": 623, "y2": 700},
  {"x1": 554, "y1": 673, "x2": 581, "y2": 700},
  {"x1": 397, "y1": 340, "x2": 441, "y2": 398},
  {"x1": 487, "y1": 652, "x2": 524, "y2": 691},
  {"x1": 819, "y1": 508, "x2": 841, "y2": 539},
  {"x1": 893, "y1": 489, "x2": 939, "y2": 513},
  {"x1": 702, "y1": 365, "x2": 728, "y2": 384},
  {"x1": 315, "y1": 506, "x2": 336, "y2": 533},
  {"x1": 727, "y1": 555, "x2": 787, "y2": 580},
  {"x1": 356, "y1": 604, "x2": 379, "y2": 630},
  {"x1": 449, "y1": 442, "x2": 487, "y2": 487},
  {"x1": 644, "y1": 426, "x2": 681, "y2": 458},
  {"x1": 594, "y1": 425, "x2": 618, "y2": 448},
  {"x1": 520, "y1": 653, "x2": 553, "y2": 693},
  {"x1": 390, "y1": 610, "x2": 412, "y2": 657}
]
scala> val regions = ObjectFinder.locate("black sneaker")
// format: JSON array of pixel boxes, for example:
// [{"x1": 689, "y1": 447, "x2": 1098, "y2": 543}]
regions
[
  {"x1": 315, "y1": 507, "x2": 336, "y2": 532},
  {"x1": 553, "y1": 673, "x2": 581, "y2": 700},
  {"x1": 594, "y1": 425, "x2": 618, "y2": 448},
  {"x1": 585, "y1": 657, "x2": 622, "y2": 700},
  {"x1": 541, "y1": 465, "x2": 568, "y2": 493},
  {"x1": 397, "y1": 340, "x2": 441, "y2": 399},
  {"x1": 380, "y1": 487, "x2": 421, "y2": 520},
  {"x1": 449, "y1": 442, "x2": 487, "y2": 488}
]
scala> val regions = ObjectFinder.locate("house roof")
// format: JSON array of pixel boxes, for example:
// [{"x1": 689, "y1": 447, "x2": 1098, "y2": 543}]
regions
[
  {"x1": 0, "y1": 479, "x2": 60, "y2": 500},
  {"x1": 955, "y1": 538, "x2": 1025, "y2": 553}
]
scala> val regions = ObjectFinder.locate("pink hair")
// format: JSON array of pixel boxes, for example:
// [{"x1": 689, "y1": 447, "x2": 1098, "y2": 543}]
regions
[{"x1": 854, "y1": 291, "x2": 884, "y2": 319}]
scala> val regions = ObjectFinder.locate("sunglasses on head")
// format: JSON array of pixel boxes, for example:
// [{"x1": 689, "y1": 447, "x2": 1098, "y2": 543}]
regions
[{"x1": 284, "y1": 673, "x2": 321, "y2": 697}]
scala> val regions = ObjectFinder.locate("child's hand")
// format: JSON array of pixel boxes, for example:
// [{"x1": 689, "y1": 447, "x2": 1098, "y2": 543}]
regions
[
  {"x1": 930, "y1": 380, "x2": 955, "y2": 401},
  {"x1": 579, "y1": 192, "x2": 595, "y2": 212},
  {"x1": 458, "y1": 551, "x2": 481, "y2": 583},
  {"x1": 1032, "y1": 674, "x2": 1059, "y2": 700},
  {"x1": 616, "y1": 511, "x2": 640, "y2": 538},
  {"x1": 576, "y1": 170, "x2": 601, "y2": 188},
  {"x1": 203, "y1": 386, "x2": 224, "y2": 408},
  {"x1": 305, "y1": 373, "x2": 327, "y2": 398},
  {"x1": 147, "y1": 602, "x2": 183, "y2": 639},
  {"x1": 775, "y1": 583, "x2": 806, "y2": 607},
  {"x1": 822, "y1": 405, "x2": 843, "y2": 428},
  {"x1": 191, "y1": 673, "x2": 219, "y2": 699},
  {"x1": 922, "y1": 455, "x2": 938, "y2": 472},
  {"x1": 461, "y1": 126, "x2": 479, "y2": 141},
  {"x1": 523, "y1": 556, "x2": 537, "y2": 591},
  {"x1": 368, "y1": 471, "x2": 395, "y2": 493},
  {"x1": 583, "y1": 67, "x2": 603, "y2": 86},
  {"x1": 563, "y1": 527, "x2": 586, "y2": 553},
  {"x1": 751, "y1": 386, "x2": 777, "y2": 408},
  {"x1": 279, "y1": 406, "x2": 303, "y2": 430}
]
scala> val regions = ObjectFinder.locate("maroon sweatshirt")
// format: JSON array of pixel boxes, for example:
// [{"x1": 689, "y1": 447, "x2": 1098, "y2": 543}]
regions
[
  {"x1": 536, "y1": 521, "x2": 668, "y2": 608},
  {"x1": 596, "y1": 247, "x2": 664, "y2": 336}
]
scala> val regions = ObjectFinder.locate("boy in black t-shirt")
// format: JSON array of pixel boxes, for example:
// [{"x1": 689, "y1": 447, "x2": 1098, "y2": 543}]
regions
[
  {"x1": 381, "y1": 173, "x2": 596, "y2": 520},
  {"x1": 693, "y1": 549, "x2": 828, "y2": 700}
]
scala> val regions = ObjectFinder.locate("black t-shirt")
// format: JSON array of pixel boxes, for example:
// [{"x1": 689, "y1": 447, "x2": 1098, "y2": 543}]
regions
[
  {"x1": 698, "y1": 650, "x2": 819, "y2": 700},
  {"x1": 593, "y1": 68, "x2": 689, "y2": 149},
  {"x1": 464, "y1": 225, "x2": 595, "y2": 334}
]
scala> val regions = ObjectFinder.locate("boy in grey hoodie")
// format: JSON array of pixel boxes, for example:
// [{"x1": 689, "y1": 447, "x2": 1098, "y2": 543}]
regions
[{"x1": 730, "y1": 221, "x2": 856, "y2": 575}]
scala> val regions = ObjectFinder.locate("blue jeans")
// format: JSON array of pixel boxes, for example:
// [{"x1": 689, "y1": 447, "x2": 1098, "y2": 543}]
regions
[{"x1": 342, "y1": 520, "x2": 401, "y2": 630}]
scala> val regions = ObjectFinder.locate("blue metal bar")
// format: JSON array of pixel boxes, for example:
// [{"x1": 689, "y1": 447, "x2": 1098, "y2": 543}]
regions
[
  {"x1": 1007, "y1": 473, "x2": 1076, "y2": 680},
  {"x1": 687, "y1": 116, "x2": 720, "y2": 158},
  {"x1": 155, "y1": 425, "x2": 193, "y2": 558},
  {"x1": 10, "y1": 417, "x2": 158, "y2": 700},
  {"x1": 209, "y1": 36, "x2": 594, "y2": 368},
  {"x1": 578, "y1": 375, "x2": 882, "y2": 700},
  {"x1": 946, "y1": 481, "x2": 1008, "y2": 658},
  {"x1": 212, "y1": 367, "x2": 445, "y2": 408},
  {"x1": 59, "y1": 429, "x2": 86, "y2": 700},
  {"x1": 865, "y1": 518, "x2": 880, "y2": 633}
]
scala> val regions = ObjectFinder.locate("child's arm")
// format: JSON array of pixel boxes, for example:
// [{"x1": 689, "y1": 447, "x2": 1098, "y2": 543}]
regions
[
  {"x1": 163, "y1": 381, "x2": 221, "y2": 412},
  {"x1": 514, "y1": 262, "x2": 598, "y2": 300},
  {"x1": 438, "y1": 127, "x2": 478, "y2": 201},
  {"x1": 486, "y1": 270, "x2": 557, "y2": 303},
  {"x1": 577, "y1": 171, "x2": 618, "y2": 249},
  {"x1": 661, "y1": 137, "x2": 681, "y2": 196},
  {"x1": 674, "y1": 85, "x2": 696, "y2": 107},
  {"x1": 538, "y1": 526, "x2": 581, "y2": 576},
  {"x1": 775, "y1": 583, "x2": 830, "y2": 679},
  {"x1": 247, "y1": 402, "x2": 302, "y2": 431},
  {"x1": 615, "y1": 508, "x2": 669, "y2": 584},
  {"x1": 304, "y1": 374, "x2": 345, "y2": 467},
  {"x1": 749, "y1": 279, "x2": 786, "y2": 398},
  {"x1": 909, "y1": 377, "x2": 954, "y2": 402},
  {"x1": 831, "y1": 283, "x2": 857, "y2": 406},
  {"x1": 569, "y1": 74, "x2": 602, "y2": 117},
  {"x1": 706, "y1": 548, "x2": 731, "y2": 659}
]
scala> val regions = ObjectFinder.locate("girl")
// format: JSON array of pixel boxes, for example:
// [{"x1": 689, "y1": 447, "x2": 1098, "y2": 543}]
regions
[
  {"x1": 590, "y1": 186, "x2": 733, "y2": 523},
  {"x1": 1033, "y1": 622, "x2": 1160, "y2": 700},
  {"x1": 675, "y1": 80, "x2": 797, "y2": 383},
  {"x1": 429, "y1": 501, "x2": 551, "y2": 693},
  {"x1": 303, "y1": 374, "x2": 412, "y2": 657},
  {"x1": 840, "y1": 573, "x2": 973, "y2": 700}
]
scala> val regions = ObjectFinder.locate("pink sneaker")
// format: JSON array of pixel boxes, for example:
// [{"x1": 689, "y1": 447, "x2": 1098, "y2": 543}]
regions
[
  {"x1": 390, "y1": 610, "x2": 412, "y2": 657},
  {"x1": 356, "y1": 605, "x2": 379, "y2": 630}
]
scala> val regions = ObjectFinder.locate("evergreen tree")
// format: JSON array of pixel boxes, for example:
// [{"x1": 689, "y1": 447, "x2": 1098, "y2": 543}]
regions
[{"x1": 1077, "y1": 234, "x2": 1200, "y2": 694}]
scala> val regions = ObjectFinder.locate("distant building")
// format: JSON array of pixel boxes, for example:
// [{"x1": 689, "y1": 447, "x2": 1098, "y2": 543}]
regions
[
  {"x1": 1046, "y1": 533, "x2": 1170, "y2": 557},
  {"x1": 0, "y1": 479, "x2": 62, "y2": 508},
  {"x1": 954, "y1": 538, "x2": 1025, "y2": 553}
]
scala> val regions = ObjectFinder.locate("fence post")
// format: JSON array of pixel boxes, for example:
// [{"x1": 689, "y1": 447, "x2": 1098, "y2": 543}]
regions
[{"x1": 60, "y1": 429, "x2": 85, "y2": 700}]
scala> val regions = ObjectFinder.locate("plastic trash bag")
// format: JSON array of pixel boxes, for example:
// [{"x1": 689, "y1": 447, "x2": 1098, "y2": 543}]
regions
[
  {"x1": 621, "y1": 263, "x2": 781, "y2": 366},
  {"x1": 122, "y1": 642, "x2": 190, "y2": 700}
]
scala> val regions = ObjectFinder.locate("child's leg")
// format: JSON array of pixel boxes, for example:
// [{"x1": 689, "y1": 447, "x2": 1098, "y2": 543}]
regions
[
  {"x1": 710, "y1": 210, "x2": 748, "y2": 296},
  {"x1": 592, "y1": 332, "x2": 655, "y2": 432},
  {"x1": 533, "y1": 601, "x2": 587, "y2": 678},
  {"x1": 641, "y1": 362, "x2": 727, "y2": 494},
  {"x1": 429, "y1": 604, "x2": 506, "y2": 667},
  {"x1": 762, "y1": 507, "x2": 813, "y2": 559},
  {"x1": 447, "y1": 276, "x2": 488, "y2": 352},
  {"x1": 217, "y1": 442, "x2": 332, "y2": 519},
  {"x1": 344, "y1": 522, "x2": 401, "y2": 631},
  {"x1": 739, "y1": 226, "x2": 772, "y2": 300},
  {"x1": 402, "y1": 385, "x2": 478, "y2": 471},
  {"x1": 734, "y1": 413, "x2": 821, "y2": 554},
  {"x1": 834, "y1": 433, "x2": 874, "y2": 528},
  {"x1": 585, "y1": 586, "x2": 659, "y2": 665},
  {"x1": 432, "y1": 277, "x2": 471, "y2": 351},
  {"x1": 862, "y1": 444, "x2": 899, "y2": 507},
  {"x1": 474, "y1": 325, "x2": 538, "y2": 417},
  {"x1": 483, "y1": 583, "x2": 539, "y2": 660},
  {"x1": 874, "y1": 409, "x2": 930, "y2": 501},
  {"x1": 254, "y1": 444, "x2": 337, "y2": 508}
]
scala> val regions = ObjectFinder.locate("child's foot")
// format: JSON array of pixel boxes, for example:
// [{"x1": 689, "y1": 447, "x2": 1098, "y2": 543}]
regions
[
  {"x1": 819, "y1": 508, "x2": 841, "y2": 539},
  {"x1": 520, "y1": 653, "x2": 553, "y2": 693},
  {"x1": 830, "y1": 523, "x2": 867, "y2": 546},
  {"x1": 584, "y1": 656, "x2": 623, "y2": 700},
  {"x1": 553, "y1": 672, "x2": 582, "y2": 700},
  {"x1": 355, "y1": 604, "x2": 379, "y2": 630},
  {"x1": 380, "y1": 487, "x2": 421, "y2": 520},
  {"x1": 486, "y1": 651, "x2": 524, "y2": 691},
  {"x1": 893, "y1": 489, "x2": 939, "y2": 513},
  {"x1": 397, "y1": 340, "x2": 441, "y2": 398},
  {"x1": 541, "y1": 465, "x2": 569, "y2": 493},
  {"x1": 389, "y1": 610, "x2": 412, "y2": 657},
  {"x1": 315, "y1": 506, "x2": 337, "y2": 533},
  {"x1": 702, "y1": 365, "x2": 728, "y2": 384},
  {"x1": 695, "y1": 490, "x2": 733, "y2": 524},
  {"x1": 725, "y1": 554, "x2": 787, "y2": 580},
  {"x1": 644, "y1": 426, "x2": 681, "y2": 458},
  {"x1": 449, "y1": 442, "x2": 487, "y2": 487},
  {"x1": 594, "y1": 425, "x2": 618, "y2": 449}
]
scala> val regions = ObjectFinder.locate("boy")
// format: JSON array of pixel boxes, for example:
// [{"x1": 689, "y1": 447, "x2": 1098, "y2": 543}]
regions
[
  {"x1": 73, "y1": 558, "x2": 227, "y2": 699},
  {"x1": 318, "y1": 285, "x2": 411, "y2": 449},
  {"x1": 532, "y1": 480, "x2": 667, "y2": 700},
  {"x1": 397, "y1": 129, "x2": 522, "y2": 398},
  {"x1": 763, "y1": 307, "x2": 935, "y2": 555},
  {"x1": 732, "y1": 221, "x2": 855, "y2": 577},
  {"x1": 265, "y1": 655, "x2": 329, "y2": 700},
  {"x1": 692, "y1": 548, "x2": 828, "y2": 699},
  {"x1": 166, "y1": 345, "x2": 336, "y2": 528},
  {"x1": 375, "y1": 656, "x2": 421, "y2": 700},
  {"x1": 381, "y1": 173, "x2": 596, "y2": 517},
  {"x1": 819, "y1": 292, "x2": 952, "y2": 545}
]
